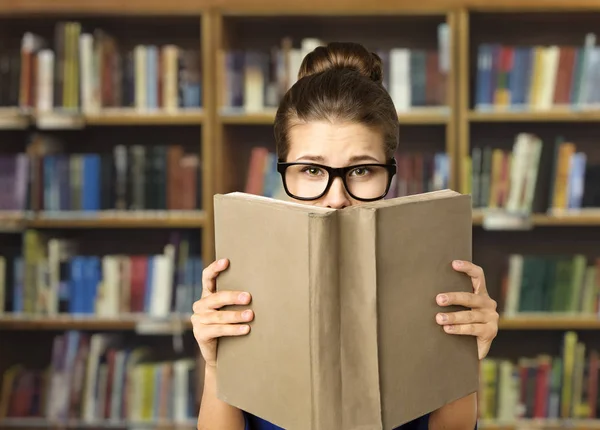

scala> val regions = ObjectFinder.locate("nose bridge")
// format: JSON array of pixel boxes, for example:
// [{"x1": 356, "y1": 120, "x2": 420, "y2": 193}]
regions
[{"x1": 323, "y1": 174, "x2": 350, "y2": 208}]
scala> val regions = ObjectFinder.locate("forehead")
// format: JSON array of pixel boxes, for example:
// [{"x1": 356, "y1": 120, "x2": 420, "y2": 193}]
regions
[{"x1": 286, "y1": 121, "x2": 385, "y2": 162}]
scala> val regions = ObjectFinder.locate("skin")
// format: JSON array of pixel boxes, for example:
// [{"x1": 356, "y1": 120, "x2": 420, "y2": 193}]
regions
[{"x1": 193, "y1": 121, "x2": 499, "y2": 430}]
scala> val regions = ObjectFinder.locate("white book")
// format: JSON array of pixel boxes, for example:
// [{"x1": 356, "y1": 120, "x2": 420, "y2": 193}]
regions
[
  {"x1": 505, "y1": 133, "x2": 529, "y2": 213},
  {"x1": 173, "y1": 359, "x2": 195, "y2": 422},
  {"x1": 36, "y1": 49, "x2": 54, "y2": 112},
  {"x1": 389, "y1": 48, "x2": 410, "y2": 112},
  {"x1": 503, "y1": 254, "x2": 523, "y2": 317},
  {"x1": 98, "y1": 255, "x2": 121, "y2": 316},
  {"x1": 79, "y1": 33, "x2": 95, "y2": 113},
  {"x1": 538, "y1": 46, "x2": 559, "y2": 110},
  {"x1": 149, "y1": 247, "x2": 174, "y2": 317}
]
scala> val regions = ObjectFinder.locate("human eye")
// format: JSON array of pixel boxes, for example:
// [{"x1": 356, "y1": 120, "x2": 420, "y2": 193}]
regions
[
  {"x1": 349, "y1": 166, "x2": 372, "y2": 177},
  {"x1": 300, "y1": 166, "x2": 325, "y2": 177}
]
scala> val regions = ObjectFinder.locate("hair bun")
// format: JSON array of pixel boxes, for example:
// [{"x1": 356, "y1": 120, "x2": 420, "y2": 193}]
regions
[{"x1": 298, "y1": 42, "x2": 383, "y2": 85}]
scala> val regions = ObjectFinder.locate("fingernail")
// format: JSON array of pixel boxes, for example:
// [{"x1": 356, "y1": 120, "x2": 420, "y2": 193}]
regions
[
  {"x1": 219, "y1": 258, "x2": 227, "y2": 265},
  {"x1": 238, "y1": 292, "x2": 250, "y2": 302},
  {"x1": 437, "y1": 294, "x2": 448, "y2": 305},
  {"x1": 453, "y1": 260, "x2": 463, "y2": 267},
  {"x1": 240, "y1": 325, "x2": 250, "y2": 333},
  {"x1": 242, "y1": 310, "x2": 253, "y2": 320},
  {"x1": 445, "y1": 325, "x2": 454, "y2": 332},
  {"x1": 437, "y1": 313, "x2": 448, "y2": 323}
]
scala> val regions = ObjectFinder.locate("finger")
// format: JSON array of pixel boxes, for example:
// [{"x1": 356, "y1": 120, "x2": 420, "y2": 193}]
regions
[
  {"x1": 436, "y1": 310, "x2": 487, "y2": 326},
  {"x1": 193, "y1": 323, "x2": 250, "y2": 342},
  {"x1": 452, "y1": 260, "x2": 487, "y2": 294},
  {"x1": 192, "y1": 308, "x2": 254, "y2": 325},
  {"x1": 436, "y1": 291, "x2": 490, "y2": 309},
  {"x1": 442, "y1": 322, "x2": 487, "y2": 336},
  {"x1": 201, "y1": 258, "x2": 230, "y2": 296},
  {"x1": 203, "y1": 290, "x2": 252, "y2": 310}
]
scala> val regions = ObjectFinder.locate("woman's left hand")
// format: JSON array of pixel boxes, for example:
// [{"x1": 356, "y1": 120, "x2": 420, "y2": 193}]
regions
[{"x1": 435, "y1": 260, "x2": 499, "y2": 360}]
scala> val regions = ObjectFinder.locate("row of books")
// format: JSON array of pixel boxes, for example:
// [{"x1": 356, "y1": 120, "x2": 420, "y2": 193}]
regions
[
  {"x1": 474, "y1": 34, "x2": 600, "y2": 111},
  {"x1": 479, "y1": 331, "x2": 597, "y2": 421},
  {"x1": 2, "y1": 134, "x2": 202, "y2": 212},
  {"x1": 466, "y1": 133, "x2": 600, "y2": 212},
  {"x1": 388, "y1": 152, "x2": 450, "y2": 198},
  {"x1": 498, "y1": 254, "x2": 600, "y2": 316},
  {"x1": 0, "y1": 22, "x2": 202, "y2": 111},
  {"x1": 0, "y1": 231, "x2": 202, "y2": 316},
  {"x1": 221, "y1": 26, "x2": 450, "y2": 114},
  {"x1": 0, "y1": 331, "x2": 198, "y2": 422}
]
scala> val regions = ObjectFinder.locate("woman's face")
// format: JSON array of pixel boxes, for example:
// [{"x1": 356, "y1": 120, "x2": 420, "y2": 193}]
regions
[{"x1": 284, "y1": 121, "x2": 388, "y2": 208}]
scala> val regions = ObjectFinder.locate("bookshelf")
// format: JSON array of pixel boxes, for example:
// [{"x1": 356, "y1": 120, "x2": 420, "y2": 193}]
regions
[
  {"x1": 0, "y1": 4, "x2": 211, "y2": 427},
  {"x1": 0, "y1": 0, "x2": 599, "y2": 429},
  {"x1": 213, "y1": 11, "x2": 457, "y2": 201}
]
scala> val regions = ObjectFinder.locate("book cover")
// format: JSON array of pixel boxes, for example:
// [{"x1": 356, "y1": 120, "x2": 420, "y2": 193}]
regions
[{"x1": 213, "y1": 189, "x2": 479, "y2": 430}]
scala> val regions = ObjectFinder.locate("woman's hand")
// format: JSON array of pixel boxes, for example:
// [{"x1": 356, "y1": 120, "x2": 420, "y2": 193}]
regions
[
  {"x1": 435, "y1": 260, "x2": 499, "y2": 360},
  {"x1": 191, "y1": 258, "x2": 254, "y2": 368}
]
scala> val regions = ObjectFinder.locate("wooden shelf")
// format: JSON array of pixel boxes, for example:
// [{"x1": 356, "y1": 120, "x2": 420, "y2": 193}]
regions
[
  {"x1": 84, "y1": 109, "x2": 204, "y2": 126},
  {"x1": 0, "y1": 109, "x2": 203, "y2": 128},
  {"x1": 219, "y1": 110, "x2": 277, "y2": 125},
  {"x1": 219, "y1": 108, "x2": 449, "y2": 125},
  {"x1": 468, "y1": 109, "x2": 600, "y2": 123},
  {"x1": 216, "y1": 0, "x2": 456, "y2": 15},
  {"x1": 0, "y1": 315, "x2": 193, "y2": 331},
  {"x1": 499, "y1": 316, "x2": 600, "y2": 330},
  {"x1": 27, "y1": 211, "x2": 206, "y2": 229},
  {"x1": 478, "y1": 419, "x2": 600, "y2": 430},
  {"x1": 0, "y1": 108, "x2": 29, "y2": 130},
  {"x1": 465, "y1": 0, "x2": 600, "y2": 12},
  {"x1": 0, "y1": 418, "x2": 196, "y2": 429},
  {"x1": 0, "y1": 0, "x2": 211, "y2": 15},
  {"x1": 472, "y1": 211, "x2": 600, "y2": 227},
  {"x1": 477, "y1": 419, "x2": 600, "y2": 430}
]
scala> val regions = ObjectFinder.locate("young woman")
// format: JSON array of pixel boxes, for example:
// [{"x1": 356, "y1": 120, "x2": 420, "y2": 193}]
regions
[{"x1": 192, "y1": 42, "x2": 499, "y2": 430}]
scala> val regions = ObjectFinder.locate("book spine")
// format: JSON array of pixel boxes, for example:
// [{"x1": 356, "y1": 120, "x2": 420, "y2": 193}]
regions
[
  {"x1": 308, "y1": 213, "x2": 341, "y2": 430},
  {"x1": 338, "y1": 209, "x2": 383, "y2": 429}
]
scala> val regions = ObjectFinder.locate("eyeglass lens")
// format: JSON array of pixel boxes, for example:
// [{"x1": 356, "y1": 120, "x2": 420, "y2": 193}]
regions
[{"x1": 284, "y1": 164, "x2": 390, "y2": 200}]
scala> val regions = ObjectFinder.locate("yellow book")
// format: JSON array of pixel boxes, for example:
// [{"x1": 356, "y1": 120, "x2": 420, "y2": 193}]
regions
[
  {"x1": 553, "y1": 142, "x2": 576, "y2": 210},
  {"x1": 488, "y1": 149, "x2": 504, "y2": 208},
  {"x1": 528, "y1": 47, "x2": 544, "y2": 109},
  {"x1": 561, "y1": 331, "x2": 578, "y2": 418}
]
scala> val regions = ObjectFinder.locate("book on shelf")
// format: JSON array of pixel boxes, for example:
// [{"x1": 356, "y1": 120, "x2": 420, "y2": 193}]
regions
[
  {"x1": 467, "y1": 133, "x2": 600, "y2": 214},
  {"x1": 479, "y1": 331, "x2": 599, "y2": 422},
  {"x1": 0, "y1": 330, "x2": 198, "y2": 423},
  {"x1": 213, "y1": 189, "x2": 479, "y2": 430},
  {"x1": 0, "y1": 22, "x2": 202, "y2": 113},
  {"x1": 220, "y1": 25, "x2": 449, "y2": 115},
  {"x1": 474, "y1": 33, "x2": 600, "y2": 112},
  {"x1": 0, "y1": 230, "x2": 203, "y2": 316},
  {"x1": 499, "y1": 253, "x2": 600, "y2": 318},
  {"x1": 0, "y1": 133, "x2": 202, "y2": 214}
]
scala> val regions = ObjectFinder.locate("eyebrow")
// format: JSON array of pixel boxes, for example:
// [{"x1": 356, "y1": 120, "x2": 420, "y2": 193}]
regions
[{"x1": 295, "y1": 154, "x2": 382, "y2": 163}]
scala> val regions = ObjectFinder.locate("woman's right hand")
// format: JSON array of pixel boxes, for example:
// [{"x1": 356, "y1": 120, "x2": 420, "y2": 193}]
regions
[{"x1": 191, "y1": 258, "x2": 254, "y2": 368}]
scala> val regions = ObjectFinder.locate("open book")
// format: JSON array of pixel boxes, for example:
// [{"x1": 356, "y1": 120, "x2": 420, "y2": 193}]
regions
[{"x1": 213, "y1": 190, "x2": 479, "y2": 430}]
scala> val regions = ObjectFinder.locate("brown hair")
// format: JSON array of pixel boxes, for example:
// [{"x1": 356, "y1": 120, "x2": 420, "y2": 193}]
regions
[{"x1": 273, "y1": 42, "x2": 399, "y2": 162}]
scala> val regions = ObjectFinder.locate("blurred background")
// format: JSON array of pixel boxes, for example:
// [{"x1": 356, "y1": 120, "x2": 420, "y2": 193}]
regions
[{"x1": 0, "y1": 0, "x2": 599, "y2": 429}]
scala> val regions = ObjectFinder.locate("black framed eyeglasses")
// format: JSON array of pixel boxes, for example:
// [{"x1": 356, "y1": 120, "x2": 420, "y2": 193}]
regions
[{"x1": 276, "y1": 159, "x2": 397, "y2": 202}]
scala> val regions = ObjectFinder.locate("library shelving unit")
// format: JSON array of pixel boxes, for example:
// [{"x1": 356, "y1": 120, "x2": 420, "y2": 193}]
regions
[
  {"x1": 212, "y1": 1, "x2": 459, "y2": 199},
  {"x1": 0, "y1": 1, "x2": 214, "y2": 428},
  {"x1": 457, "y1": 2, "x2": 600, "y2": 429}
]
